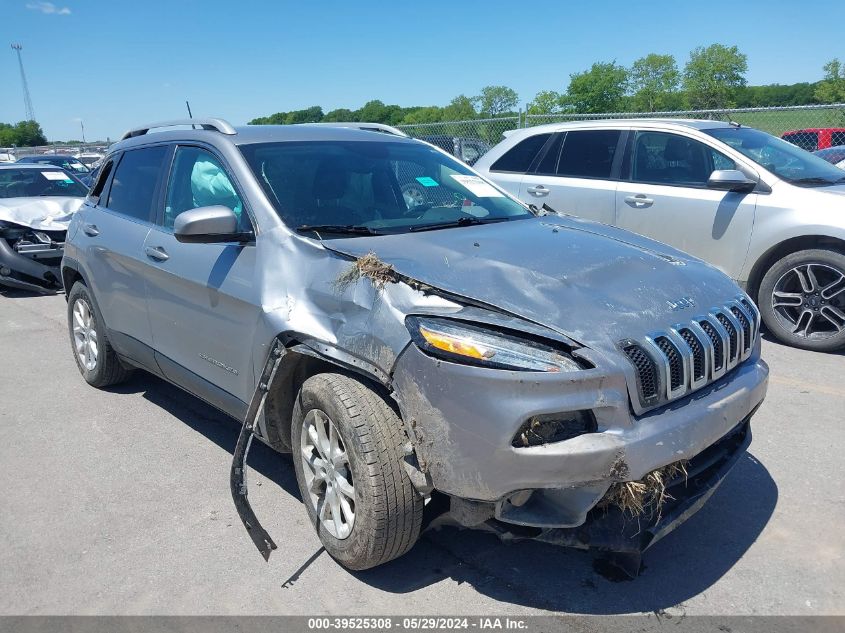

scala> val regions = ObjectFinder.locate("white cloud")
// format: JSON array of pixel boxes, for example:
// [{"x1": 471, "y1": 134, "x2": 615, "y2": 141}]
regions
[{"x1": 26, "y1": 2, "x2": 72, "y2": 15}]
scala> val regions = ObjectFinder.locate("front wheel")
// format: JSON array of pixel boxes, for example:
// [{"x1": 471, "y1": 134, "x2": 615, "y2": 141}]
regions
[
  {"x1": 758, "y1": 249, "x2": 845, "y2": 352},
  {"x1": 291, "y1": 373, "x2": 423, "y2": 570}
]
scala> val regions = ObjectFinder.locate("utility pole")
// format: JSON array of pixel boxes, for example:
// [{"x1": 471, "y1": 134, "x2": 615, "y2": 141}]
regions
[
  {"x1": 11, "y1": 43, "x2": 35, "y2": 121},
  {"x1": 80, "y1": 120, "x2": 86, "y2": 143}
]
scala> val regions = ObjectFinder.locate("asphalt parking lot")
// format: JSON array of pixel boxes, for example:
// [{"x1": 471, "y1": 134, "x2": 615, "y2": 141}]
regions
[{"x1": 1, "y1": 290, "x2": 843, "y2": 617}]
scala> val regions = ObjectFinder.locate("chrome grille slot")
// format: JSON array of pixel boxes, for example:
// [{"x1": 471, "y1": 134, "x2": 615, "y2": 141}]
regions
[
  {"x1": 621, "y1": 295, "x2": 759, "y2": 410},
  {"x1": 654, "y1": 336, "x2": 684, "y2": 391},
  {"x1": 716, "y1": 313, "x2": 739, "y2": 364},
  {"x1": 730, "y1": 306, "x2": 752, "y2": 354},
  {"x1": 699, "y1": 320, "x2": 724, "y2": 371},
  {"x1": 622, "y1": 343, "x2": 659, "y2": 405},
  {"x1": 679, "y1": 328, "x2": 706, "y2": 381}
]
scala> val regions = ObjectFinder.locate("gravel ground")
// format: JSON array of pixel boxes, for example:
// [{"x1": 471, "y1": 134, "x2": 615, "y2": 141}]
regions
[{"x1": 1, "y1": 291, "x2": 843, "y2": 617}]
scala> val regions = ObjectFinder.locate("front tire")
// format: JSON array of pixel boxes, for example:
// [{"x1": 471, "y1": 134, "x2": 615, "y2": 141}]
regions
[
  {"x1": 291, "y1": 373, "x2": 423, "y2": 570},
  {"x1": 758, "y1": 248, "x2": 845, "y2": 352},
  {"x1": 67, "y1": 281, "x2": 133, "y2": 387}
]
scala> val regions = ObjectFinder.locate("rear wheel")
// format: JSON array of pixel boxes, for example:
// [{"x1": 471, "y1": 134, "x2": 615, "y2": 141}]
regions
[
  {"x1": 67, "y1": 281, "x2": 133, "y2": 387},
  {"x1": 758, "y1": 249, "x2": 845, "y2": 352},
  {"x1": 291, "y1": 373, "x2": 423, "y2": 570}
]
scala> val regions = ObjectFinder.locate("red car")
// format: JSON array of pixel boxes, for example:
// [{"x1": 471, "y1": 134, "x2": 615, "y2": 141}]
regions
[{"x1": 781, "y1": 128, "x2": 845, "y2": 151}]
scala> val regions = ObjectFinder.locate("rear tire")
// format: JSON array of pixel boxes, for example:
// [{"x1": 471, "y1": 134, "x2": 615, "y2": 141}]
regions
[
  {"x1": 67, "y1": 281, "x2": 133, "y2": 387},
  {"x1": 758, "y1": 248, "x2": 845, "y2": 352},
  {"x1": 291, "y1": 373, "x2": 423, "y2": 570}
]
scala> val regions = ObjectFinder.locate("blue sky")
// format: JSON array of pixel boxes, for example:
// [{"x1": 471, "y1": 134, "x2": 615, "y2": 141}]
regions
[{"x1": 1, "y1": 0, "x2": 840, "y2": 141}]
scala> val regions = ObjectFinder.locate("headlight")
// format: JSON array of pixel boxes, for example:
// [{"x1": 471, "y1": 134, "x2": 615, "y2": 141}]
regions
[{"x1": 406, "y1": 316, "x2": 582, "y2": 372}]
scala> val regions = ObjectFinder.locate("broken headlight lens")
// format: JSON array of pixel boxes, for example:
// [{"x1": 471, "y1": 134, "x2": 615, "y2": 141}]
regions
[{"x1": 406, "y1": 316, "x2": 582, "y2": 372}]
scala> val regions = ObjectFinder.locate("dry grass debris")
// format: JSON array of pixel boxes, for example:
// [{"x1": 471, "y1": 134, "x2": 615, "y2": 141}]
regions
[
  {"x1": 334, "y1": 252, "x2": 396, "y2": 291},
  {"x1": 600, "y1": 460, "x2": 689, "y2": 522}
]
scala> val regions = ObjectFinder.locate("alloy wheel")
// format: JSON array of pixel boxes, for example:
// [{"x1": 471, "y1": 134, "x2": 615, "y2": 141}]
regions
[
  {"x1": 771, "y1": 262, "x2": 845, "y2": 340},
  {"x1": 300, "y1": 409, "x2": 356, "y2": 539},
  {"x1": 72, "y1": 298, "x2": 98, "y2": 371}
]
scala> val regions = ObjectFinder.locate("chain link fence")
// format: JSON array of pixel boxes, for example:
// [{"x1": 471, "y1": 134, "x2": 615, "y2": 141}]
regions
[
  {"x1": 396, "y1": 103, "x2": 845, "y2": 164},
  {"x1": 3, "y1": 104, "x2": 843, "y2": 167}
]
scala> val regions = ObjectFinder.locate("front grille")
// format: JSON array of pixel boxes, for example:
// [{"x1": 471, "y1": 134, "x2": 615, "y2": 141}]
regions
[
  {"x1": 621, "y1": 295, "x2": 759, "y2": 410},
  {"x1": 623, "y1": 343, "x2": 659, "y2": 403},
  {"x1": 655, "y1": 336, "x2": 683, "y2": 391},
  {"x1": 679, "y1": 328, "x2": 705, "y2": 381}
]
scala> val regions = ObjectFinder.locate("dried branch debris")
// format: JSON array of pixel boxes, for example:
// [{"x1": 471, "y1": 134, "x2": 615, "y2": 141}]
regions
[
  {"x1": 334, "y1": 252, "x2": 397, "y2": 291},
  {"x1": 600, "y1": 460, "x2": 689, "y2": 522}
]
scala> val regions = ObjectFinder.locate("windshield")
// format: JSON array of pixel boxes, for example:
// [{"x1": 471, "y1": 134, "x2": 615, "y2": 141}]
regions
[
  {"x1": 0, "y1": 168, "x2": 88, "y2": 198},
  {"x1": 239, "y1": 140, "x2": 533, "y2": 235},
  {"x1": 705, "y1": 127, "x2": 845, "y2": 186}
]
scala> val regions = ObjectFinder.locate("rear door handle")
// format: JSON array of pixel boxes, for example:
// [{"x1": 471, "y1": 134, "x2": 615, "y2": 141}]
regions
[
  {"x1": 624, "y1": 194, "x2": 654, "y2": 208},
  {"x1": 144, "y1": 246, "x2": 169, "y2": 262},
  {"x1": 526, "y1": 185, "x2": 549, "y2": 197},
  {"x1": 83, "y1": 223, "x2": 100, "y2": 237}
]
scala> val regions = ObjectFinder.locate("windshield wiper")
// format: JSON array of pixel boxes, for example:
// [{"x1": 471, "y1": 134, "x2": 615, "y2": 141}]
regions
[
  {"x1": 789, "y1": 177, "x2": 843, "y2": 186},
  {"x1": 296, "y1": 224, "x2": 383, "y2": 236},
  {"x1": 408, "y1": 216, "x2": 510, "y2": 233}
]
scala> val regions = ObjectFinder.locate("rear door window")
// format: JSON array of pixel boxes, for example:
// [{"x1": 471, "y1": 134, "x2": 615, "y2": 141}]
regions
[
  {"x1": 830, "y1": 131, "x2": 845, "y2": 147},
  {"x1": 106, "y1": 146, "x2": 168, "y2": 222},
  {"x1": 490, "y1": 133, "x2": 551, "y2": 173},
  {"x1": 556, "y1": 130, "x2": 621, "y2": 179}
]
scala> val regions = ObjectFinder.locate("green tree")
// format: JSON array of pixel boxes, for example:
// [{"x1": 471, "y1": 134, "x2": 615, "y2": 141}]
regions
[
  {"x1": 629, "y1": 54, "x2": 679, "y2": 112},
  {"x1": 0, "y1": 120, "x2": 47, "y2": 146},
  {"x1": 284, "y1": 106, "x2": 323, "y2": 125},
  {"x1": 442, "y1": 95, "x2": 477, "y2": 120},
  {"x1": 526, "y1": 90, "x2": 566, "y2": 115},
  {"x1": 562, "y1": 62, "x2": 628, "y2": 113},
  {"x1": 473, "y1": 85, "x2": 519, "y2": 117},
  {"x1": 322, "y1": 108, "x2": 357, "y2": 122},
  {"x1": 683, "y1": 44, "x2": 748, "y2": 109},
  {"x1": 400, "y1": 106, "x2": 444, "y2": 124},
  {"x1": 815, "y1": 58, "x2": 845, "y2": 103}
]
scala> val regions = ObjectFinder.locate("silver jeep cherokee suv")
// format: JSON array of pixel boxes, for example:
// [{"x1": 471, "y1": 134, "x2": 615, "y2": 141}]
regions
[{"x1": 62, "y1": 118, "x2": 768, "y2": 574}]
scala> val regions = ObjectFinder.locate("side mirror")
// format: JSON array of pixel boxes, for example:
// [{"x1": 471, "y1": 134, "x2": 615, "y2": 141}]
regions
[
  {"x1": 173, "y1": 205, "x2": 251, "y2": 243},
  {"x1": 707, "y1": 169, "x2": 757, "y2": 192}
]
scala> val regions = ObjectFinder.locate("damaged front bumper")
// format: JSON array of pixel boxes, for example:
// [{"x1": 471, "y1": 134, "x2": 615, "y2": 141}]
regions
[
  {"x1": 524, "y1": 418, "x2": 752, "y2": 575},
  {"x1": 393, "y1": 340, "x2": 768, "y2": 557},
  {"x1": 0, "y1": 227, "x2": 65, "y2": 293}
]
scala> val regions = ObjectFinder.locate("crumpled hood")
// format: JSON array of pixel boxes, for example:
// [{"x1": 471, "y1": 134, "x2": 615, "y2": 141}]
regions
[
  {"x1": 0, "y1": 196, "x2": 83, "y2": 231},
  {"x1": 324, "y1": 216, "x2": 743, "y2": 354}
]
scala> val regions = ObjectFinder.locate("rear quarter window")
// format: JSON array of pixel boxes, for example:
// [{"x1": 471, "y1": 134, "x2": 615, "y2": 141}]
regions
[{"x1": 490, "y1": 133, "x2": 551, "y2": 173}]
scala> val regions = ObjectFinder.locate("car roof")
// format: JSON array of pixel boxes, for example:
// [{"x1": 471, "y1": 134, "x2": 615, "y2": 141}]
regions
[
  {"x1": 0, "y1": 163, "x2": 66, "y2": 170},
  {"x1": 112, "y1": 121, "x2": 419, "y2": 153},
  {"x1": 17, "y1": 154, "x2": 78, "y2": 160}
]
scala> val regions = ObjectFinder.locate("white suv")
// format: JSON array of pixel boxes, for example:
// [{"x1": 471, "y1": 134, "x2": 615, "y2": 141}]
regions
[{"x1": 476, "y1": 119, "x2": 845, "y2": 352}]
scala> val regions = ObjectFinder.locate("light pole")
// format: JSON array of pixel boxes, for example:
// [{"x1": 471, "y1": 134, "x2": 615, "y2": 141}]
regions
[{"x1": 80, "y1": 119, "x2": 86, "y2": 144}]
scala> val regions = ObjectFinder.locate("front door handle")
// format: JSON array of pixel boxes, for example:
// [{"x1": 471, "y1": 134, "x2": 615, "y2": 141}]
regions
[
  {"x1": 144, "y1": 246, "x2": 169, "y2": 262},
  {"x1": 624, "y1": 194, "x2": 654, "y2": 208},
  {"x1": 83, "y1": 223, "x2": 100, "y2": 237},
  {"x1": 526, "y1": 184, "x2": 549, "y2": 196}
]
